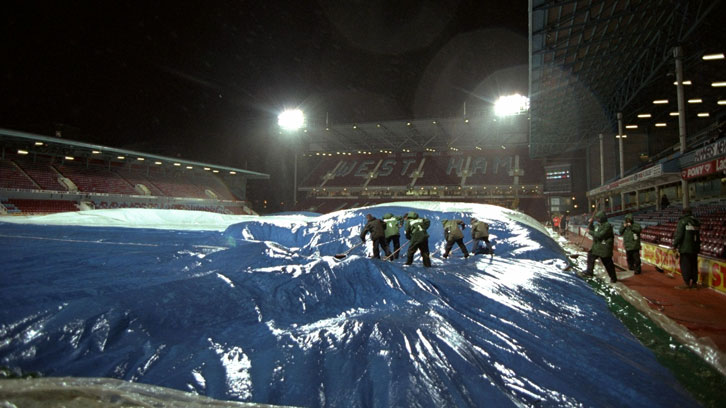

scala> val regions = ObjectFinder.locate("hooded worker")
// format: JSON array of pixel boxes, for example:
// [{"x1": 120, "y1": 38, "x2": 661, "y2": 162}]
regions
[
  {"x1": 470, "y1": 217, "x2": 491, "y2": 255},
  {"x1": 582, "y1": 211, "x2": 617, "y2": 283},
  {"x1": 403, "y1": 211, "x2": 431, "y2": 267},
  {"x1": 360, "y1": 214, "x2": 391, "y2": 260},
  {"x1": 382, "y1": 213, "x2": 403, "y2": 259},
  {"x1": 441, "y1": 219, "x2": 469, "y2": 259},
  {"x1": 673, "y1": 207, "x2": 701, "y2": 288},
  {"x1": 618, "y1": 213, "x2": 642, "y2": 274}
]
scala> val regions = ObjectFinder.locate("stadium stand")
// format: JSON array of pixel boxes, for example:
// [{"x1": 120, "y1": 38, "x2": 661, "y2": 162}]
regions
[
  {"x1": 635, "y1": 204, "x2": 726, "y2": 260},
  {"x1": 416, "y1": 154, "x2": 462, "y2": 186},
  {"x1": 11, "y1": 154, "x2": 67, "y2": 191},
  {"x1": 3, "y1": 199, "x2": 78, "y2": 214},
  {"x1": 299, "y1": 157, "x2": 337, "y2": 188},
  {"x1": 112, "y1": 166, "x2": 166, "y2": 196},
  {"x1": 144, "y1": 168, "x2": 210, "y2": 199},
  {"x1": 0, "y1": 158, "x2": 37, "y2": 190},
  {"x1": 1, "y1": 129, "x2": 268, "y2": 216},
  {"x1": 298, "y1": 149, "x2": 548, "y2": 220},
  {"x1": 55, "y1": 161, "x2": 137, "y2": 195},
  {"x1": 365, "y1": 156, "x2": 416, "y2": 188},
  {"x1": 319, "y1": 160, "x2": 368, "y2": 188}
]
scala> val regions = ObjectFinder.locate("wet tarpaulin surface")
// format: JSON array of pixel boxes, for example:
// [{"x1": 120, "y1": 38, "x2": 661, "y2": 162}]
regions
[{"x1": 0, "y1": 204, "x2": 700, "y2": 407}]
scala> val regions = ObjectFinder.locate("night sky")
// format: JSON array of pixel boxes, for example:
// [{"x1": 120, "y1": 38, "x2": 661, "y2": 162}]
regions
[{"x1": 3, "y1": 1, "x2": 528, "y2": 173}]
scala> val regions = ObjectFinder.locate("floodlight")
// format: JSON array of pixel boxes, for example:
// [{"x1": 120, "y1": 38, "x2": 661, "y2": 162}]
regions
[
  {"x1": 277, "y1": 109, "x2": 305, "y2": 131},
  {"x1": 494, "y1": 94, "x2": 529, "y2": 116}
]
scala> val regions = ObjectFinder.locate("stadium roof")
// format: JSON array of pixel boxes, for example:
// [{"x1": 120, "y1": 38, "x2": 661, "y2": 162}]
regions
[
  {"x1": 529, "y1": 0, "x2": 726, "y2": 158},
  {"x1": 0, "y1": 128, "x2": 269, "y2": 179}
]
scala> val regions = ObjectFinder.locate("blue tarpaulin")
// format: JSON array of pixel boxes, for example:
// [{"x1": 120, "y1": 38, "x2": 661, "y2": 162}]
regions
[{"x1": 0, "y1": 204, "x2": 699, "y2": 407}]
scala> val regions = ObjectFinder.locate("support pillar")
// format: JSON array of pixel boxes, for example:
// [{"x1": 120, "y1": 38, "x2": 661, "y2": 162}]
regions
[
  {"x1": 674, "y1": 46, "x2": 689, "y2": 209},
  {"x1": 293, "y1": 152, "x2": 298, "y2": 206},
  {"x1": 656, "y1": 186, "x2": 661, "y2": 211},
  {"x1": 599, "y1": 133, "x2": 605, "y2": 186},
  {"x1": 617, "y1": 113, "x2": 625, "y2": 212},
  {"x1": 635, "y1": 190, "x2": 640, "y2": 209}
]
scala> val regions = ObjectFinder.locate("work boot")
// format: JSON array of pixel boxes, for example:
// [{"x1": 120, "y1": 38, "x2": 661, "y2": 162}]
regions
[{"x1": 423, "y1": 253, "x2": 432, "y2": 267}]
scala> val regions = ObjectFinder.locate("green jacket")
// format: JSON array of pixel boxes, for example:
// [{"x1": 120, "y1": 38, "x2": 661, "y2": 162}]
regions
[
  {"x1": 382, "y1": 213, "x2": 403, "y2": 238},
  {"x1": 404, "y1": 212, "x2": 430, "y2": 245},
  {"x1": 589, "y1": 211, "x2": 614, "y2": 258},
  {"x1": 471, "y1": 221, "x2": 489, "y2": 239},
  {"x1": 674, "y1": 214, "x2": 701, "y2": 254},
  {"x1": 618, "y1": 215, "x2": 642, "y2": 251},
  {"x1": 442, "y1": 219, "x2": 465, "y2": 241}
]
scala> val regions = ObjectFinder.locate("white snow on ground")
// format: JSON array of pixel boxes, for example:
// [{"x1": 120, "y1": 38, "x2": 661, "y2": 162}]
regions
[
  {"x1": 0, "y1": 202, "x2": 544, "y2": 234},
  {"x1": 0, "y1": 208, "x2": 314, "y2": 231}
]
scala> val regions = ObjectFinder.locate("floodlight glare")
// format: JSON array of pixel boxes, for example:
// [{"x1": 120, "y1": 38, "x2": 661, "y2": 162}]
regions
[
  {"x1": 278, "y1": 109, "x2": 305, "y2": 131},
  {"x1": 494, "y1": 94, "x2": 529, "y2": 117}
]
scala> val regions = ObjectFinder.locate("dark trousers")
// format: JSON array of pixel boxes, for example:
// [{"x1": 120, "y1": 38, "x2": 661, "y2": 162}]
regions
[
  {"x1": 626, "y1": 249, "x2": 641, "y2": 274},
  {"x1": 585, "y1": 252, "x2": 617, "y2": 282},
  {"x1": 385, "y1": 235, "x2": 401, "y2": 259},
  {"x1": 444, "y1": 238, "x2": 469, "y2": 257},
  {"x1": 472, "y1": 237, "x2": 490, "y2": 254},
  {"x1": 371, "y1": 237, "x2": 391, "y2": 259},
  {"x1": 406, "y1": 239, "x2": 431, "y2": 267},
  {"x1": 679, "y1": 253, "x2": 698, "y2": 286}
]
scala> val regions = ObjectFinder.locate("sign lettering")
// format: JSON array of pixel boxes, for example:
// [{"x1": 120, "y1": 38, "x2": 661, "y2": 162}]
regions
[
  {"x1": 446, "y1": 158, "x2": 464, "y2": 177},
  {"x1": 355, "y1": 160, "x2": 376, "y2": 177},
  {"x1": 336, "y1": 161, "x2": 357, "y2": 177},
  {"x1": 400, "y1": 159, "x2": 417, "y2": 176},
  {"x1": 377, "y1": 159, "x2": 396, "y2": 177},
  {"x1": 681, "y1": 160, "x2": 716, "y2": 180},
  {"x1": 469, "y1": 157, "x2": 487, "y2": 176},
  {"x1": 682, "y1": 137, "x2": 726, "y2": 166}
]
